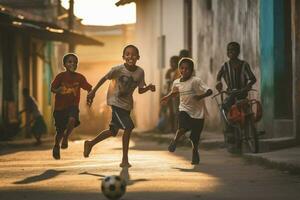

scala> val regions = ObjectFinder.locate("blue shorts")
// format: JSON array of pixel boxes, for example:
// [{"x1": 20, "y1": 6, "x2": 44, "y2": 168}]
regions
[{"x1": 109, "y1": 106, "x2": 134, "y2": 136}]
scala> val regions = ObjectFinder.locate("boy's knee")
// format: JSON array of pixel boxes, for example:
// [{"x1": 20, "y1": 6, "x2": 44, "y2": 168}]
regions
[
  {"x1": 178, "y1": 128, "x2": 187, "y2": 133},
  {"x1": 109, "y1": 125, "x2": 119, "y2": 137},
  {"x1": 67, "y1": 117, "x2": 76, "y2": 127},
  {"x1": 124, "y1": 128, "x2": 133, "y2": 135}
]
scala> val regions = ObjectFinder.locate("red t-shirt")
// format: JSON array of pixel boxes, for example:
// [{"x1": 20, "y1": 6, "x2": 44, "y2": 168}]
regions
[{"x1": 51, "y1": 71, "x2": 92, "y2": 110}]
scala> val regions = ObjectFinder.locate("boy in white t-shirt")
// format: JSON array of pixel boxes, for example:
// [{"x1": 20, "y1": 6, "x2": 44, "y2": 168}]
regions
[{"x1": 161, "y1": 57, "x2": 212, "y2": 164}]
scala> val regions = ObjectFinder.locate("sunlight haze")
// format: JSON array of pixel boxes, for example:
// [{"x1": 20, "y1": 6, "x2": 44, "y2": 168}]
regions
[{"x1": 61, "y1": 0, "x2": 136, "y2": 26}]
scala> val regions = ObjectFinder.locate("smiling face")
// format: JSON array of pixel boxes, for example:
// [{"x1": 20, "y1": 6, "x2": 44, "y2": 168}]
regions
[
  {"x1": 179, "y1": 62, "x2": 193, "y2": 80},
  {"x1": 64, "y1": 55, "x2": 78, "y2": 72},
  {"x1": 122, "y1": 46, "x2": 140, "y2": 68}
]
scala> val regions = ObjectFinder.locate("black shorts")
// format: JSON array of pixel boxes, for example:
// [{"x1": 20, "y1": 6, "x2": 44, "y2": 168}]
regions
[
  {"x1": 178, "y1": 111, "x2": 204, "y2": 142},
  {"x1": 109, "y1": 106, "x2": 134, "y2": 136},
  {"x1": 32, "y1": 115, "x2": 47, "y2": 135},
  {"x1": 53, "y1": 106, "x2": 80, "y2": 134}
]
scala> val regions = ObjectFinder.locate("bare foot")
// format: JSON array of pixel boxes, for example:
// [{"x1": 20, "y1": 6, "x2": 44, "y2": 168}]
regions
[
  {"x1": 52, "y1": 145, "x2": 60, "y2": 160},
  {"x1": 61, "y1": 137, "x2": 68, "y2": 149},
  {"x1": 83, "y1": 140, "x2": 93, "y2": 158}
]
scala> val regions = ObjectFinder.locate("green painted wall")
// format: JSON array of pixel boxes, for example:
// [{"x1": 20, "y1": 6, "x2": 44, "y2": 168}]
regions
[
  {"x1": 260, "y1": 0, "x2": 275, "y2": 132},
  {"x1": 0, "y1": 32, "x2": 3, "y2": 126},
  {"x1": 260, "y1": 0, "x2": 293, "y2": 135}
]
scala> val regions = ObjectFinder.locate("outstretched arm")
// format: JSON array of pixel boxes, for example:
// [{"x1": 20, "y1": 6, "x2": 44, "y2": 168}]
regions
[
  {"x1": 194, "y1": 89, "x2": 213, "y2": 101},
  {"x1": 87, "y1": 76, "x2": 107, "y2": 106},
  {"x1": 216, "y1": 67, "x2": 224, "y2": 92},
  {"x1": 160, "y1": 87, "x2": 179, "y2": 105},
  {"x1": 138, "y1": 84, "x2": 156, "y2": 94}
]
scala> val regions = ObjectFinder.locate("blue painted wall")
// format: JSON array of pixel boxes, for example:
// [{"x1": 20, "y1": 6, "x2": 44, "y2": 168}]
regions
[
  {"x1": 260, "y1": 0, "x2": 275, "y2": 131},
  {"x1": 260, "y1": 0, "x2": 292, "y2": 135}
]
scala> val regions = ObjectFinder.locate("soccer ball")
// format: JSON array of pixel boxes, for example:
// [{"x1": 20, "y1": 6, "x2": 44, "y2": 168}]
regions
[{"x1": 101, "y1": 175, "x2": 127, "y2": 200}]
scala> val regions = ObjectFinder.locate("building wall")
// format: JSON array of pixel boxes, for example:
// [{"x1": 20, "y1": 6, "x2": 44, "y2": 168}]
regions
[
  {"x1": 131, "y1": 0, "x2": 162, "y2": 131},
  {"x1": 162, "y1": 0, "x2": 185, "y2": 68},
  {"x1": 292, "y1": 0, "x2": 300, "y2": 142}
]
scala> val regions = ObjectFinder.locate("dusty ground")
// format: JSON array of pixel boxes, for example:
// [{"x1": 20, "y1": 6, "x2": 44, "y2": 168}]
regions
[{"x1": 0, "y1": 135, "x2": 300, "y2": 200}]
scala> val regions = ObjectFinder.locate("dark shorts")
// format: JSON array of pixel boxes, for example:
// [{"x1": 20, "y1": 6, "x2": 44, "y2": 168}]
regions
[
  {"x1": 109, "y1": 106, "x2": 134, "y2": 136},
  {"x1": 178, "y1": 111, "x2": 204, "y2": 143},
  {"x1": 32, "y1": 115, "x2": 47, "y2": 135},
  {"x1": 53, "y1": 106, "x2": 80, "y2": 134}
]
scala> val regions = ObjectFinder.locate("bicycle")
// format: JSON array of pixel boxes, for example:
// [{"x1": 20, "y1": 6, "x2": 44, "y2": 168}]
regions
[{"x1": 212, "y1": 88, "x2": 261, "y2": 153}]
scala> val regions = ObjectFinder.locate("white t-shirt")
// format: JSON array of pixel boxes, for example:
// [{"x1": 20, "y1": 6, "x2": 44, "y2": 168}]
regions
[
  {"x1": 172, "y1": 76, "x2": 209, "y2": 119},
  {"x1": 105, "y1": 64, "x2": 146, "y2": 111}
]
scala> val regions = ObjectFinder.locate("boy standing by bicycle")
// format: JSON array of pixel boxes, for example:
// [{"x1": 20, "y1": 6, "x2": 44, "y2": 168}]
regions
[{"x1": 215, "y1": 42, "x2": 256, "y2": 152}]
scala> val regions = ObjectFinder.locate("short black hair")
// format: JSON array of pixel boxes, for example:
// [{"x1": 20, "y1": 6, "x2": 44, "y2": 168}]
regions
[
  {"x1": 179, "y1": 49, "x2": 190, "y2": 58},
  {"x1": 63, "y1": 53, "x2": 78, "y2": 65},
  {"x1": 122, "y1": 45, "x2": 140, "y2": 56},
  {"x1": 178, "y1": 57, "x2": 194, "y2": 72},
  {"x1": 170, "y1": 55, "x2": 179, "y2": 63},
  {"x1": 227, "y1": 42, "x2": 240, "y2": 52}
]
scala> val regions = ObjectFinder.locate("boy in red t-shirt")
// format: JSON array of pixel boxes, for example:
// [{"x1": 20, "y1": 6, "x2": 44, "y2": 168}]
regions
[{"x1": 51, "y1": 53, "x2": 92, "y2": 159}]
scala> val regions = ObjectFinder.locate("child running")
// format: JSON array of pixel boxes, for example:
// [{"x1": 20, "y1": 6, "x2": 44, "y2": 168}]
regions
[
  {"x1": 20, "y1": 88, "x2": 47, "y2": 145},
  {"x1": 84, "y1": 44, "x2": 156, "y2": 168},
  {"x1": 161, "y1": 57, "x2": 212, "y2": 164},
  {"x1": 51, "y1": 53, "x2": 92, "y2": 159}
]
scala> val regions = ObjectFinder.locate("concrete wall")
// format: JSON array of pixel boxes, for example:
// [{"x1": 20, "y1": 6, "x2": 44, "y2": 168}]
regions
[
  {"x1": 193, "y1": 0, "x2": 260, "y2": 130},
  {"x1": 133, "y1": 0, "x2": 161, "y2": 131},
  {"x1": 162, "y1": 0, "x2": 185, "y2": 68}
]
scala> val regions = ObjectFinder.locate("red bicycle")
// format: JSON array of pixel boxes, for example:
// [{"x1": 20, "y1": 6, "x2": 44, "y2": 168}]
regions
[{"x1": 212, "y1": 89, "x2": 262, "y2": 153}]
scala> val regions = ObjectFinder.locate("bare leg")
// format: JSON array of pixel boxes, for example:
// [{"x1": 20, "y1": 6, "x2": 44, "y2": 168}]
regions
[
  {"x1": 174, "y1": 128, "x2": 186, "y2": 143},
  {"x1": 54, "y1": 131, "x2": 64, "y2": 147},
  {"x1": 168, "y1": 128, "x2": 186, "y2": 152},
  {"x1": 84, "y1": 129, "x2": 114, "y2": 157},
  {"x1": 120, "y1": 129, "x2": 132, "y2": 167},
  {"x1": 191, "y1": 139, "x2": 200, "y2": 164},
  {"x1": 33, "y1": 132, "x2": 42, "y2": 145},
  {"x1": 61, "y1": 117, "x2": 75, "y2": 149},
  {"x1": 53, "y1": 130, "x2": 64, "y2": 159}
]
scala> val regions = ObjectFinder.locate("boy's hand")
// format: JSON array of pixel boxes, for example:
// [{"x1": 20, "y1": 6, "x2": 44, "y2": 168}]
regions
[
  {"x1": 87, "y1": 96, "x2": 93, "y2": 107},
  {"x1": 216, "y1": 82, "x2": 223, "y2": 92},
  {"x1": 148, "y1": 84, "x2": 156, "y2": 92},
  {"x1": 160, "y1": 97, "x2": 169, "y2": 105},
  {"x1": 87, "y1": 91, "x2": 95, "y2": 107},
  {"x1": 87, "y1": 90, "x2": 95, "y2": 99},
  {"x1": 52, "y1": 86, "x2": 63, "y2": 94}
]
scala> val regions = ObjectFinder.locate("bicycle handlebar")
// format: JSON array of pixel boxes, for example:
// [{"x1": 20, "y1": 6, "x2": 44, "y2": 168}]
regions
[{"x1": 212, "y1": 88, "x2": 257, "y2": 99}]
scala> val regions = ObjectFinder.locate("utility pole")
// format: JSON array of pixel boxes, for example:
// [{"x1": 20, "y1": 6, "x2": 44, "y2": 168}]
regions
[{"x1": 68, "y1": 0, "x2": 75, "y2": 52}]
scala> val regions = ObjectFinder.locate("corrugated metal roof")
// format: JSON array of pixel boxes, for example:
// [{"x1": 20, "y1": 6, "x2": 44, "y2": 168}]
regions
[
  {"x1": 0, "y1": 5, "x2": 103, "y2": 46},
  {"x1": 115, "y1": 0, "x2": 135, "y2": 6}
]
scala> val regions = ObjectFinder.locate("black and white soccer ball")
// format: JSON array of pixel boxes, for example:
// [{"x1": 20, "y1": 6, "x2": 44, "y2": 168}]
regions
[{"x1": 101, "y1": 175, "x2": 127, "y2": 200}]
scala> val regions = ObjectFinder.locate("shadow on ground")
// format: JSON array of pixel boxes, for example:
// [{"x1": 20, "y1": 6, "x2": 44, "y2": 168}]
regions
[
  {"x1": 14, "y1": 169, "x2": 66, "y2": 184},
  {"x1": 79, "y1": 167, "x2": 150, "y2": 186},
  {"x1": 0, "y1": 141, "x2": 53, "y2": 156}
]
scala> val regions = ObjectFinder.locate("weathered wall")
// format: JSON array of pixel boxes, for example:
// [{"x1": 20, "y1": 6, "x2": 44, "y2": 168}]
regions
[
  {"x1": 133, "y1": 0, "x2": 161, "y2": 131},
  {"x1": 193, "y1": 0, "x2": 260, "y2": 130}
]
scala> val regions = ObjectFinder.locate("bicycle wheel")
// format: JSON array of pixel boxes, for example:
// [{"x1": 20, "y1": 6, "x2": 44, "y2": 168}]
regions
[
  {"x1": 244, "y1": 116, "x2": 259, "y2": 153},
  {"x1": 234, "y1": 127, "x2": 242, "y2": 153}
]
